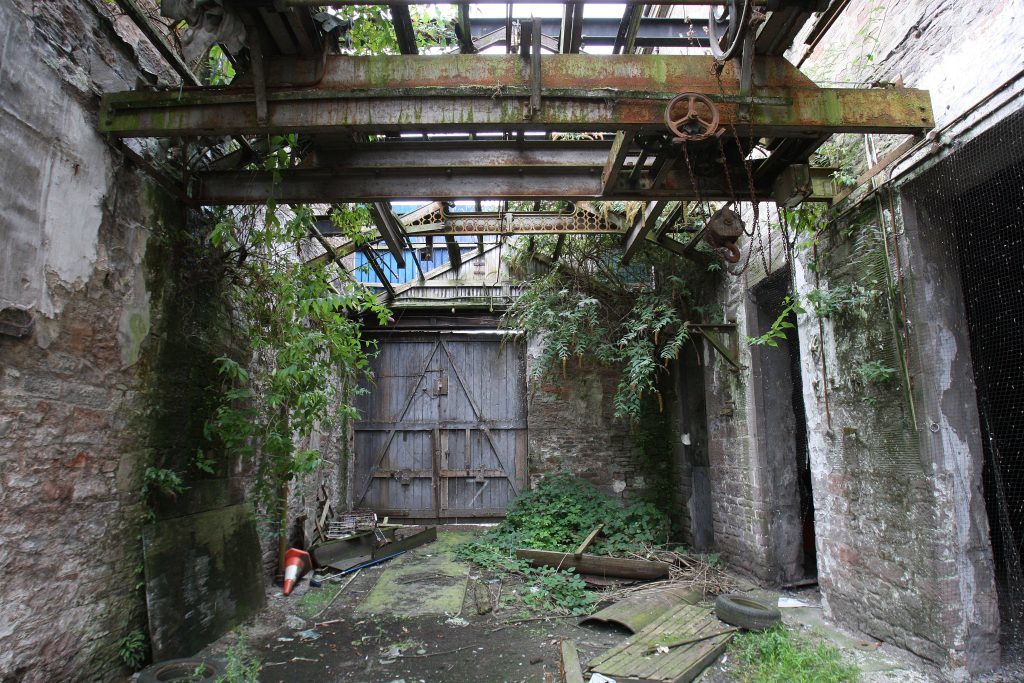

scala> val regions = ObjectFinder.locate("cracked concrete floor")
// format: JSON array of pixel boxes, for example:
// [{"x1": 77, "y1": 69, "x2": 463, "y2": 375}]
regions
[{"x1": 194, "y1": 532, "x2": 942, "y2": 682}]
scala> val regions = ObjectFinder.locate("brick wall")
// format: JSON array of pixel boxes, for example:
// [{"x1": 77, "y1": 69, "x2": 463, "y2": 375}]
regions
[
  {"x1": 524, "y1": 335, "x2": 701, "y2": 538},
  {"x1": 525, "y1": 336, "x2": 649, "y2": 501}
]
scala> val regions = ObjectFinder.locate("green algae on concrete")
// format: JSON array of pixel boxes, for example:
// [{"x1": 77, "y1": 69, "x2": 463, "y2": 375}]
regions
[{"x1": 357, "y1": 531, "x2": 477, "y2": 617}]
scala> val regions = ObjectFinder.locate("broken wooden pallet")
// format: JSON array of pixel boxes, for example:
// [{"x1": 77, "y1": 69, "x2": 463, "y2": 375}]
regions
[{"x1": 587, "y1": 603, "x2": 734, "y2": 683}]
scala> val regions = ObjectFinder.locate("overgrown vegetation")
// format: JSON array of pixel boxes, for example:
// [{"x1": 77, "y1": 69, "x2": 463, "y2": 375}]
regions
[
  {"x1": 503, "y1": 213, "x2": 712, "y2": 421},
  {"x1": 456, "y1": 475, "x2": 670, "y2": 613},
  {"x1": 214, "y1": 631, "x2": 261, "y2": 683},
  {"x1": 206, "y1": 199, "x2": 389, "y2": 514},
  {"x1": 732, "y1": 626, "x2": 859, "y2": 683},
  {"x1": 118, "y1": 630, "x2": 147, "y2": 670}
]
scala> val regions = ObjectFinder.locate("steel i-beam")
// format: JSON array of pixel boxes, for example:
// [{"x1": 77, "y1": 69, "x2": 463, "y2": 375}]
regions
[{"x1": 100, "y1": 55, "x2": 933, "y2": 139}]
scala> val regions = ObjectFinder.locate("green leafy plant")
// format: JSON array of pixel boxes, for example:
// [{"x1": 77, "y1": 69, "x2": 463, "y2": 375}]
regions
[
  {"x1": 504, "y1": 224, "x2": 701, "y2": 421},
  {"x1": 118, "y1": 630, "x2": 148, "y2": 670},
  {"x1": 142, "y1": 466, "x2": 187, "y2": 500},
  {"x1": 855, "y1": 359, "x2": 897, "y2": 384},
  {"x1": 457, "y1": 475, "x2": 670, "y2": 613},
  {"x1": 732, "y1": 626, "x2": 859, "y2": 683},
  {"x1": 202, "y1": 131, "x2": 390, "y2": 524},
  {"x1": 747, "y1": 295, "x2": 804, "y2": 347},
  {"x1": 215, "y1": 631, "x2": 261, "y2": 683}
]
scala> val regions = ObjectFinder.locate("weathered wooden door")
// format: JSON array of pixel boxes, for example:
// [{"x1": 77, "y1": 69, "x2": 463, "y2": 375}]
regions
[{"x1": 352, "y1": 332, "x2": 527, "y2": 520}]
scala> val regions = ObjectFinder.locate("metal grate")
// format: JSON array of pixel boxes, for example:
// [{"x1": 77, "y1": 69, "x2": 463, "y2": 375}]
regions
[{"x1": 908, "y1": 109, "x2": 1024, "y2": 655}]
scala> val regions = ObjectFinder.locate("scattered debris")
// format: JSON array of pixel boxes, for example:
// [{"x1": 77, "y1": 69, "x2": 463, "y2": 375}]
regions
[
  {"x1": 472, "y1": 579, "x2": 493, "y2": 615},
  {"x1": 778, "y1": 596, "x2": 810, "y2": 608},
  {"x1": 444, "y1": 616, "x2": 469, "y2": 627},
  {"x1": 587, "y1": 603, "x2": 735, "y2": 683},
  {"x1": 560, "y1": 640, "x2": 585, "y2": 683},
  {"x1": 515, "y1": 549, "x2": 671, "y2": 580},
  {"x1": 714, "y1": 594, "x2": 782, "y2": 631},
  {"x1": 296, "y1": 629, "x2": 321, "y2": 641},
  {"x1": 311, "y1": 568, "x2": 362, "y2": 620},
  {"x1": 284, "y1": 614, "x2": 307, "y2": 630},
  {"x1": 581, "y1": 588, "x2": 701, "y2": 634}
]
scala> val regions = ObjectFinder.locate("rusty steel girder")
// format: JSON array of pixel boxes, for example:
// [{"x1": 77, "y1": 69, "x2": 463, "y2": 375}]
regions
[
  {"x1": 99, "y1": 55, "x2": 932, "y2": 138},
  {"x1": 402, "y1": 206, "x2": 623, "y2": 236}
]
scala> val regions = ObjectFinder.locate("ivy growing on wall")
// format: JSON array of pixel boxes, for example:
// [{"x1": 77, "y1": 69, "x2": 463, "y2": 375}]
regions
[
  {"x1": 205, "y1": 197, "x2": 389, "y2": 513},
  {"x1": 502, "y1": 219, "x2": 710, "y2": 422}
]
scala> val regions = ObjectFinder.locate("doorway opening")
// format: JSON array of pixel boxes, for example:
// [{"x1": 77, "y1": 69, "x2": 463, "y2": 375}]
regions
[
  {"x1": 752, "y1": 268, "x2": 817, "y2": 583},
  {"x1": 921, "y1": 147, "x2": 1024, "y2": 657}
]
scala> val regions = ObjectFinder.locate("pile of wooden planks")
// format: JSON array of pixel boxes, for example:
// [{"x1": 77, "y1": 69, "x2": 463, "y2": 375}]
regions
[{"x1": 585, "y1": 602, "x2": 735, "y2": 683}]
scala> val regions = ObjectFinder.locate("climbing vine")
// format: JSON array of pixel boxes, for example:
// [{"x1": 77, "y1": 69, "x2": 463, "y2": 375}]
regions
[
  {"x1": 205, "y1": 197, "x2": 389, "y2": 512},
  {"x1": 503, "y1": 219, "x2": 708, "y2": 422}
]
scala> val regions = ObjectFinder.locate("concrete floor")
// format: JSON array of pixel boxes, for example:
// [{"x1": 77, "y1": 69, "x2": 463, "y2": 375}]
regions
[{"x1": 196, "y1": 531, "x2": 939, "y2": 682}]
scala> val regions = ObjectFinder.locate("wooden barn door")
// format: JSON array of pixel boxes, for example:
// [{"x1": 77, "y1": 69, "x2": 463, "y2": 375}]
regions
[{"x1": 352, "y1": 332, "x2": 526, "y2": 520}]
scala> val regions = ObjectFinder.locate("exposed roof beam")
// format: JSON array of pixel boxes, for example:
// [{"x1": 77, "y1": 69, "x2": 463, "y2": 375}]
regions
[
  {"x1": 390, "y1": 4, "x2": 419, "y2": 55},
  {"x1": 402, "y1": 207, "x2": 623, "y2": 235},
  {"x1": 621, "y1": 200, "x2": 668, "y2": 265},
  {"x1": 472, "y1": 15, "x2": 709, "y2": 48},
  {"x1": 101, "y1": 56, "x2": 933, "y2": 139},
  {"x1": 559, "y1": 2, "x2": 583, "y2": 53},
  {"x1": 601, "y1": 131, "x2": 635, "y2": 194},
  {"x1": 369, "y1": 202, "x2": 408, "y2": 267},
  {"x1": 455, "y1": 3, "x2": 477, "y2": 54},
  {"x1": 360, "y1": 246, "x2": 396, "y2": 298},
  {"x1": 444, "y1": 235, "x2": 463, "y2": 268},
  {"x1": 194, "y1": 165, "x2": 838, "y2": 204},
  {"x1": 612, "y1": 4, "x2": 644, "y2": 54}
]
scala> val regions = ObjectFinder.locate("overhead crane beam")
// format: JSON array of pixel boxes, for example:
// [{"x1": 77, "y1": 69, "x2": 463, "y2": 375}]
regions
[
  {"x1": 193, "y1": 163, "x2": 839, "y2": 204},
  {"x1": 99, "y1": 55, "x2": 932, "y2": 139}
]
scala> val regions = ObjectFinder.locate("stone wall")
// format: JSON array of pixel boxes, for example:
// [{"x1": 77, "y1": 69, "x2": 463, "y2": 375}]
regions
[
  {"x1": 788, "y1": 1, "x2": 1015, "y2": 677},
  {"x1": 0, "y1": 0, "x2": 268, "y2": 678},
  {"x1": 0, "y1": 1, "x2": 164, "y2": 678},
  {"x1": 690, "y1": 0, "x2": 1017, "y2": 677},
  {"x1": 525, "y1": 336, "x2": 648, "y2": 500},
  {"x1": 524, "y1": 335, "x2": 699, "y2": 537}
]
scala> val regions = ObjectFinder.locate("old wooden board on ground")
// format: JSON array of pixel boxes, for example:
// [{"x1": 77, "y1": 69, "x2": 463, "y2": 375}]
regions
[
  {"x1": 515, "y1": 549, "x2": 670, "y2": 580},
  {"x1": 581, "y1": 588, "x2": 701, "y2": 633},
  {"x1": 587, "y1": 603, "x2": 735, "y2": 683}
]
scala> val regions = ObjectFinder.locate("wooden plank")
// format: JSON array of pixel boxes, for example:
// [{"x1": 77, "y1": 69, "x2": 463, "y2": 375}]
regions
[
  {"x1": 372, "y1": 507, "x2": 509, "y2": 518},
  {"x1": 575, "y1": 524, "x2": 604, "y2": 556},
  {"x1": 588, "y1": 603, "x2": 734, "y2": 683},
  {"x1": 355, "y1": 419, "x2": 528, "y2": 431},
  {"x1": 355, "y1": 341, "x2": 440, "y2": 506},
  {"x1": 440, "y1": 429, "x2": 450, "y2": 514},
  {"x1": 560, "y1": 640, "x2": 585, "y2": 683},
  {"x1": 516, "y1": 549, "x2": 670, "y2": 580}
]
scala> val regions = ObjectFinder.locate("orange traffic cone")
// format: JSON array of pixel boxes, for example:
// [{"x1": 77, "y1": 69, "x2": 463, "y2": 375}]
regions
[{"x1": 282, "y1": 548, "x2": 311, "y2": 596}]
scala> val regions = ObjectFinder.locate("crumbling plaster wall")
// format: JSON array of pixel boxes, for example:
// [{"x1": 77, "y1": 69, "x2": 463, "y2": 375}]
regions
[
  {"x1": 783, "y1": 0, "x2": 1013, "y2": 677},
  {"x1": 0, "y1": 0, "x2": 271, "y2": 678},
  {"x1": 0, "y1": 1, "x2": 171, "y2": 678}
]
